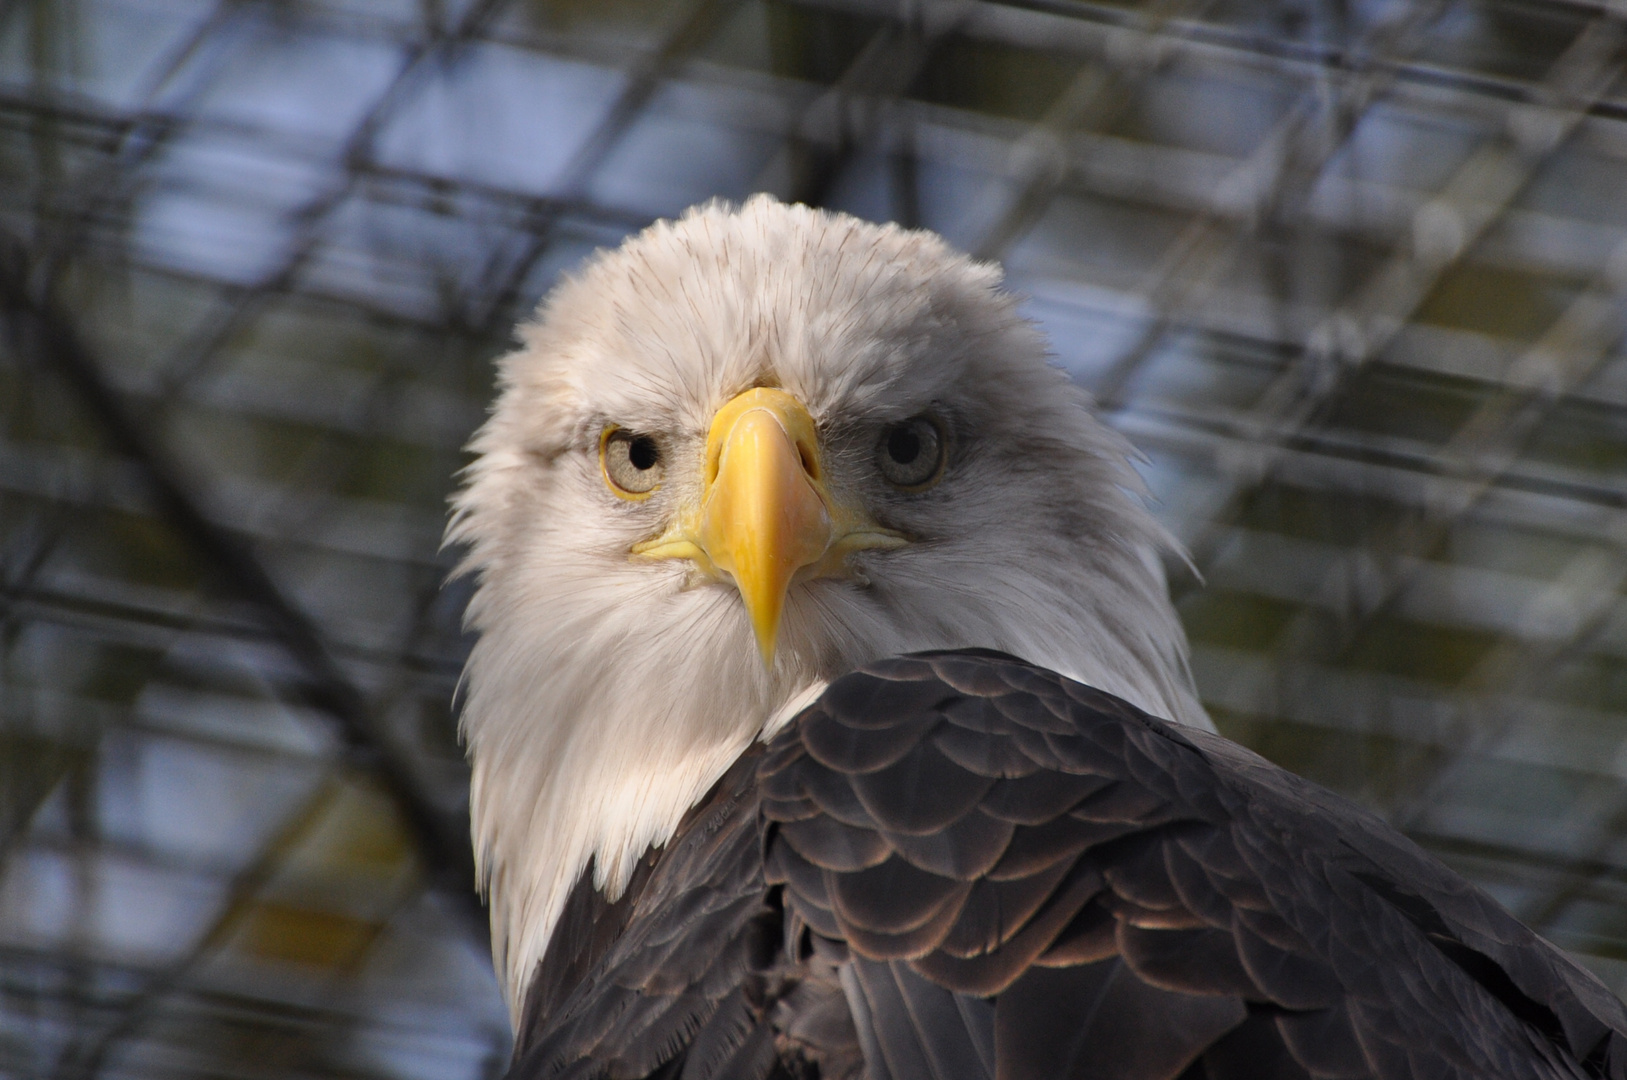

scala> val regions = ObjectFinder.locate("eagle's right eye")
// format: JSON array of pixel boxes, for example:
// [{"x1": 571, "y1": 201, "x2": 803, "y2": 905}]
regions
[{"x1": 601, "y1": 427, "x2": 663, "y2": 498}]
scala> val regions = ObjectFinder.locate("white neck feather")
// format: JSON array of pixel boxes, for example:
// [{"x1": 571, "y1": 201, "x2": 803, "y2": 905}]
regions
[{"x1": 458, "y1": 570, "x2": 797, "y2": 1021}]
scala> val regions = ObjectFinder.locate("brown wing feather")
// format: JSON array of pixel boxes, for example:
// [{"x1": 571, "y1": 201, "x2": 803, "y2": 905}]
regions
[
  {"x1": 508, "y1": 750, "x2": 865, "y2": 1080},
  {"x1": 508, "y1": 651, "x2": 1627, "y2": 1080},
  {"x1": 762, "y1": 651, "x2": 1627, "y2": 1080}
]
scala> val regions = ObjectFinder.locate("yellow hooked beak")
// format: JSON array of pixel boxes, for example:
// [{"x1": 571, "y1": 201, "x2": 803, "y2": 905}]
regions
[{"x1": 632, "y1": 388, "x2": 905, "y2": 665}]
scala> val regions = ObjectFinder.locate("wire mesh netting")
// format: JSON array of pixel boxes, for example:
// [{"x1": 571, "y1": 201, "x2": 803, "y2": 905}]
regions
[{"x1": 2, "y1": 0, "x2": 1626, "y2": 1076}]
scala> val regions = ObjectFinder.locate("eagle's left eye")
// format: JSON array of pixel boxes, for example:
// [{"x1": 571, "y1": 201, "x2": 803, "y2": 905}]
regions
[
  {"x1": 601, "y1": 427, "x2": 663, "y2": 498},
  {"x1": 877, "y1": 415, "x2": 946, "y2": 491}
]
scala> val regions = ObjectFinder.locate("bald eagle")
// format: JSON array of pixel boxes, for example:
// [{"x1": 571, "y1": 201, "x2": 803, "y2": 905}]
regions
[{"x1": 449, "y1": 197, "x2": 1627, "y2": 1080}]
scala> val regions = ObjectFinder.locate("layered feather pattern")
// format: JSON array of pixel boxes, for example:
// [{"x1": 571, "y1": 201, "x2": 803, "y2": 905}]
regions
[
  {"x1": 508, "y1": 650, "x2": 1627, "y2": 1080},
  {"x1": 762, "y1": 652, "x2": 1627, "y2": 1080}
]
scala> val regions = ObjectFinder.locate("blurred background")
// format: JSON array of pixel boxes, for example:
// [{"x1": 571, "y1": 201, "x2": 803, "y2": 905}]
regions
[{"x1": 3, "y1": 0, "x2": 1627, "y2": 1076}]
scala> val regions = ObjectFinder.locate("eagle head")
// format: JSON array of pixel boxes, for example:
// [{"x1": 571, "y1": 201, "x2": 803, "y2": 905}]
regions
[{"x1": 447, "y1": 196, "x2": 1206, "y2": 1014}]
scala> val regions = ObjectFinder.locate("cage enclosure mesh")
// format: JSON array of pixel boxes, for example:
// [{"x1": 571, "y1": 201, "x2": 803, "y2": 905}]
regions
[{"x1": 3, "y1": 0, "x2": 1627, "y2": 1077}]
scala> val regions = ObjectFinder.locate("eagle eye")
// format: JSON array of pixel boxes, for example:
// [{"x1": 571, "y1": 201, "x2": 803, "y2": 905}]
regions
[
  {"x1": 601, "y1": 427, "x2": 663, "y2": 498},
  {"x1": 877, "y1": 415, "x2": 946, "y2": 491}
]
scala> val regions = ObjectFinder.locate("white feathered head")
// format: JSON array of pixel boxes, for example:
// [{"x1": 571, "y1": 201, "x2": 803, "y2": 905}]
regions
[{"x1": 447, "y1": 196, "x2": 1206, "y2": 1014}]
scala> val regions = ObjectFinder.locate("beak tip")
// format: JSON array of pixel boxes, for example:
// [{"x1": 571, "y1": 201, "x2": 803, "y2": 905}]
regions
[{"x1": 751, "y1": 618, "x2": 778, "y2": 669}]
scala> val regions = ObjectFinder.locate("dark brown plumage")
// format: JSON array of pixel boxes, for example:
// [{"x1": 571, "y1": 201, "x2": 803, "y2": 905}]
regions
[{"x1": 506, "y1": 650, "x2": 1627, "y2": 1080}]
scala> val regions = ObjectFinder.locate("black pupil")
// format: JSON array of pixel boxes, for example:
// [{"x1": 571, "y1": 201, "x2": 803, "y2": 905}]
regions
[
  {"x1": 887, "y1": 426, "x2": 921, "y2": 464},
  {"x1": 627, "y1": 437, "x2": 658, "y2": 471}
]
